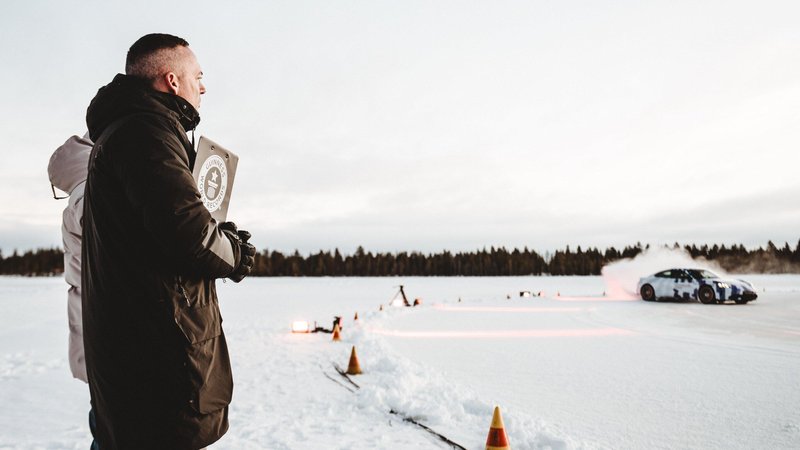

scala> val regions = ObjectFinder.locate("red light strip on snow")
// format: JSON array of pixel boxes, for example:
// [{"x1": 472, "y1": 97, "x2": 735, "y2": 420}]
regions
[
  {"x1": 553, "y1": 296, "x2": 637, "y2": 302},
  {"x1": 370, "y1": 327, "x2": 635, "y2": 339},
  {"x1": 433, "y1": 305, "x2": 585, "y2": 313}
]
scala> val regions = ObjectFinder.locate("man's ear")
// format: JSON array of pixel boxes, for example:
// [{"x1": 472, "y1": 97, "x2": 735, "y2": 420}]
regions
[{"x1": 164, "y1": 72, "x2": 179, "y2": 95}]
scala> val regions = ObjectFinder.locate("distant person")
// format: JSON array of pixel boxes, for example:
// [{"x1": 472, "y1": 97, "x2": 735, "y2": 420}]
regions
[
  {"x1": 47, "y1": 132, "x2": 100, "y2": 450},
  {"x1": 82, "y1": 33, "x2": 255, "y2": 449}
]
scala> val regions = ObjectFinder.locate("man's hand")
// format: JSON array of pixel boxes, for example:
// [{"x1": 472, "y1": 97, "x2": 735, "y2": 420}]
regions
[
  {"x1": 219, "y1": 222, "x2": 256, "y2": 282},
  {"x1": 230, "y1": 241, "x2": 255, "y2": 283}
]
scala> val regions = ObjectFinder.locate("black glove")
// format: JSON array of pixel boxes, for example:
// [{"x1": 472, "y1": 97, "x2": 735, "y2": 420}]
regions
[
  {"x1": 237, "y1": 229, "x2": 252, "y2": 243},
  {"x1": 219, "y1": 222, "x2": 252, "y2": 243},
  {"x1": 219, "y1": 222, "x2": 256, "y2": 283}
]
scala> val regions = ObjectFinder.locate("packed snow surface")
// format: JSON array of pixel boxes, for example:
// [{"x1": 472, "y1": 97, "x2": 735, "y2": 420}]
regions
[{"x1": 1, "y1": 274, "x2": 799, "y2": 449}]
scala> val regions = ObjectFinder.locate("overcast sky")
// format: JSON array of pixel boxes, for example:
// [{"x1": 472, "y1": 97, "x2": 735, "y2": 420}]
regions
[{"x1": 1, "y1": 0, "x2": 798, "y2": 255}]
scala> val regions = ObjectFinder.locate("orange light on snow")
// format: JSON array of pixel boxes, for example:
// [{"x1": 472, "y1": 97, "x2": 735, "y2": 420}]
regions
[{"x1": 291, "y1": 321, "x2": 311, "y2": 333}]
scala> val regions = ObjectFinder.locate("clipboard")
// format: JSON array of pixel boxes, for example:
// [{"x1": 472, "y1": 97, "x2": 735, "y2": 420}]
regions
[{"x1": 192, "y1": 136, "x2": 239, "y2": 222}]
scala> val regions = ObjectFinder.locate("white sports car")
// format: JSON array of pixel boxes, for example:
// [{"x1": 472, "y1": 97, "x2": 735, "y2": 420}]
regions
[{"x1": 637, "y1": 268, "x2": 758, "y2": 304}]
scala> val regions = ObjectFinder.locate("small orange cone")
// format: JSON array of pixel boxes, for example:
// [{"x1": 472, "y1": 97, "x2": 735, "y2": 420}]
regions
[
  {"x1": 332, "y1": 323, "x2": 341, "y2": 341},
  {"x1": 354, "y1": 312, "x2": 359, "y2": 321},
  {"x1": 485, "y1": 406, "x2": 510, "y2": 450},
  {"x1": 346, "y1": 346, "x2": 362, "y2": 375}
]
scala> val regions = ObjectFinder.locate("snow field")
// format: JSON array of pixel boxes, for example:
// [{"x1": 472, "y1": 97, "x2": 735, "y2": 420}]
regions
[
  {"x1": 371, "y1": 278, "x2": 800, "y2": 449},
  {"x1": 1, "y1": 274, "x2": 799, "y2": 449},
  {"x1": 219, "y1": 288, "x2": 580, "y2": 450}
]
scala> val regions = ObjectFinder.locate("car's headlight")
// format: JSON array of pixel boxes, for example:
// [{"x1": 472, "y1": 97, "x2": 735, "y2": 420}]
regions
[{"x1": 715, "y1": 282, "x2": 729, "y2": 289}]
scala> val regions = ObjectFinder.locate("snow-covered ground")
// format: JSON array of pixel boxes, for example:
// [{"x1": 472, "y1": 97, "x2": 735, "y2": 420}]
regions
[{"x1": 1, "y1": 274, "x2": 799, "y2": 449}]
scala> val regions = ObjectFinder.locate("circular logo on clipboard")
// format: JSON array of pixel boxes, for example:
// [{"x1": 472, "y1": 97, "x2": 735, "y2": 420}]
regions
[{"x1": 197, "y1": 155, "x2": 227, "y2": 213}]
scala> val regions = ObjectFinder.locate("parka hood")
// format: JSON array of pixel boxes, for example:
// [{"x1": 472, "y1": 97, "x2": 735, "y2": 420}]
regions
[
  {"x1": 86, "y1": 74, "x2": 200, "y2": 142},
  {"x1": 48, "y1": 133, "x2": 93, "y2": 194}
]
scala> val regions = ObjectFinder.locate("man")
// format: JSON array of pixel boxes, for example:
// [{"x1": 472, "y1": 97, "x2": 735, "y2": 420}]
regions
[
  {"x1": 48, "y1": 133, "x2": 100, "y2": 449},
  {"x1": 82, "y1": 33, "x2": 255, "y2": 450}
]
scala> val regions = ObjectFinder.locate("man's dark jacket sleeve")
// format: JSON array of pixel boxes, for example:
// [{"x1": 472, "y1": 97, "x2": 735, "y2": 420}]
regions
[{"x1": 107, "y1": 116, "x2": 239, "y2": 278}]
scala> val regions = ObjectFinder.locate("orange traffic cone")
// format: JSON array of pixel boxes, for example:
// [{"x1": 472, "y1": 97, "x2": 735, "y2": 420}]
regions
[
  {"x1": 354, "y1": 312, "x2": 359, "y2": 321},
  {"x1": 332, "y1": 323, "x2": 341, "y2": 341},
  {"x1": 485, "y1": 406, "x2": 510, "y2": 450},
  {"x1": 346, "y1": 346, "x2": 362, "y2": 375}
]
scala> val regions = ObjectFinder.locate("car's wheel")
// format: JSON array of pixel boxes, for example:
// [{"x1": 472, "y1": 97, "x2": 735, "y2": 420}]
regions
[
  {"x1": 640, "y1": 284, "x2": 656, "y2": 301},
  {"x1": 698, "y1": 285, "x2": 716, "y2": 304}
]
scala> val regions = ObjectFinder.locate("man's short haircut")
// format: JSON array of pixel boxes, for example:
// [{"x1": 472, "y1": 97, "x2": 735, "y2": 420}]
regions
[{"x1": 125, "y1": 33, "x2": 190, "y2": 81}]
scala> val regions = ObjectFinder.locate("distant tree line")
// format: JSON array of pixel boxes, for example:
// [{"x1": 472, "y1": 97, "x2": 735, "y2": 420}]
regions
[
  {"x1": 0, "y1": 248, "x2": 64, "y2": 276},
  {"x1": 3, "y1": 240, "x2": 800, "y2": 277},
  {"x1": 249, "y1": 246, "x2": 549, "y2": 277}
]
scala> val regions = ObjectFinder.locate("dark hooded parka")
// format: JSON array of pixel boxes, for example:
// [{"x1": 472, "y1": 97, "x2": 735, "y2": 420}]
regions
[{"x1": 82, "y1": 74, "x2": 240, "y2": 450}]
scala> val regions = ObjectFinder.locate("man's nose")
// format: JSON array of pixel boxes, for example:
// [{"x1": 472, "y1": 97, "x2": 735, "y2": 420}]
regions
[{"x1": 200, "y1": 81, "x2": 206, "y2": 95}]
